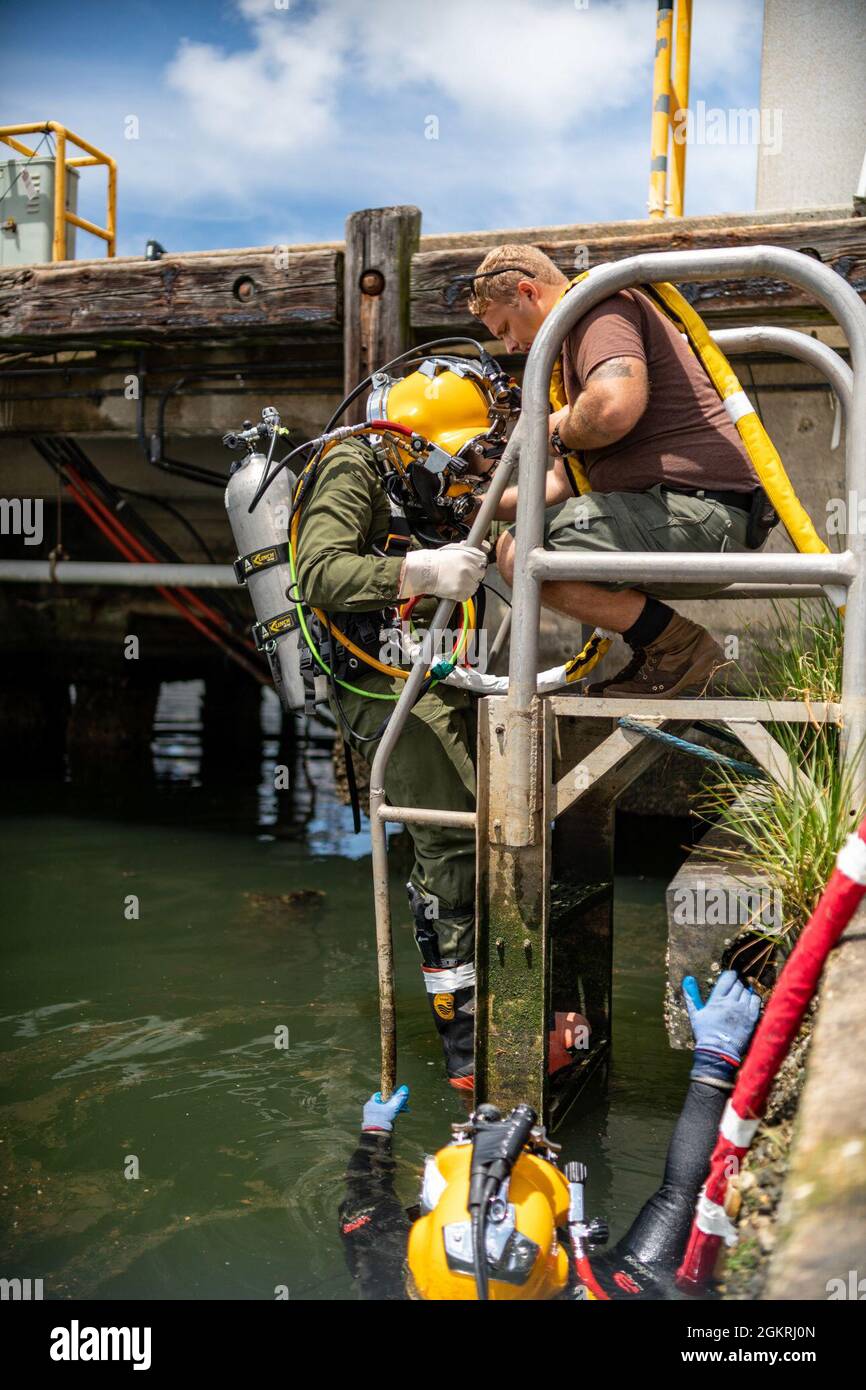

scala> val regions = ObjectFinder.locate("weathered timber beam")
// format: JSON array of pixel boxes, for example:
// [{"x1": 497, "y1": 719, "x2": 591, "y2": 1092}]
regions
[
  {"x1": 417, "y1": 205, "x2": 854, "y2": 253},
  {"x1": 343, "y1": 205, "x2": 421, "y2": 424},
  {"x1": 411, "y1": 215, "x2": 866, "y2": 330},
  {"x1": 0, "y1": 247, "x2": 343, "y2": 345},
  {"x1": 5, "y1": 207, "x2": 864, "y2": 350}
]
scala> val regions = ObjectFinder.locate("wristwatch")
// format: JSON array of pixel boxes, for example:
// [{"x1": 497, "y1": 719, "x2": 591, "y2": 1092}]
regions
[{"x1": 550, "y1": 426, "x2": 571, "y2": 458}]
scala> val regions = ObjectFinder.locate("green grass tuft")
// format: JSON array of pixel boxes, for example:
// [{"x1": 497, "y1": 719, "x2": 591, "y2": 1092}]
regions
[{"x1": 698, "y1": 603, "x2": 860, "y2": 948}]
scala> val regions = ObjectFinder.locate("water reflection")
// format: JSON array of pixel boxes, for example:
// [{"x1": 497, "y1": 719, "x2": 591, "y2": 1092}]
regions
[{"x1": 1, "y1": 677, "x2": 691, "y2": 1300}]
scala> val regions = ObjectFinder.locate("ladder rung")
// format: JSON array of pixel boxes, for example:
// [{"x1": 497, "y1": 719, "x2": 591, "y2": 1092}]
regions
[{"x1": 547, "y1": 696, "x2": 841, "y2": 723}]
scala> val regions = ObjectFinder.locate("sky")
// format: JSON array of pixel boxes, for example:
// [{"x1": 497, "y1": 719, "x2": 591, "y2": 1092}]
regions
[{"x1": 1, "y1": 0, "x2": 765, "y2": 256}]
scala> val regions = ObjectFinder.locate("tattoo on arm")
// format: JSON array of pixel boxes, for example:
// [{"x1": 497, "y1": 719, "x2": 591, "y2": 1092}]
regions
[{"x1": 587, "y1": 357, "x2": 636, "y2": 381}]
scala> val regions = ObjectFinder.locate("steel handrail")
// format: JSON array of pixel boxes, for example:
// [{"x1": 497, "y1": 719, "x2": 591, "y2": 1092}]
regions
[
  {"x1": 712, "y1": 326, "x2": 853, "y2": 417},
  {"x1": 508, "y1": 247, "x2": 866, "y2": 826}
]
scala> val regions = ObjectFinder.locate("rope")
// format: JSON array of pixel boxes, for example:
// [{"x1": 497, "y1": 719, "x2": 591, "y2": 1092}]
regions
[
  {"x1": 617, "y1": 716, "x2": 769, "y2": 780},
  {"x1": 0, "y1": 132, "x2": 51, "y2": 205},
  {"x1": 689, "y1": 719, "x2": 748, "y2": 750}
]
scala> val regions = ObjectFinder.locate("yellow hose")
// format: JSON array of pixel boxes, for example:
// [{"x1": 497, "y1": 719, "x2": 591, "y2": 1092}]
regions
[{"x1": 290, "y1": 452, "x2": 476, "y2": 681}]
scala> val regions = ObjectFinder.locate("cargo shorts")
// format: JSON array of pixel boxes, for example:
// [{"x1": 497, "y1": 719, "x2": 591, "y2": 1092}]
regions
[{"x1": 539, "y1": 483, "x2": 752, "y2": 598}]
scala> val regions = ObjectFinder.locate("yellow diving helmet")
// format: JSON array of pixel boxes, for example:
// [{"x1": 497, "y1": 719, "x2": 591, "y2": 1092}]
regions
[
  {"x1": 407, "y1": 1104, "x2": 572, "y2": 1301},
  {"x1": 366, "y1": 353, "x2": 519, "y2": 544}
]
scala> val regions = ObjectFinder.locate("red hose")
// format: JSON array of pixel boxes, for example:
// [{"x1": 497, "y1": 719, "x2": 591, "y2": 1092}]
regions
[
  {"x1": 62, "y1": 470, "x2": 267, "y2": 684},
  {"x1": 64, "y1": 466, "x2": 236, "y2": 635},
  {"x1": 574, "y1": 1253, "x2": 610, "y2": 1301},
  {"x1": 676, "y1": 817, "x2": 866, "y2": 1293},
  {"x1": 367, "y1": 419, "x2": 414, "y2": 437}
]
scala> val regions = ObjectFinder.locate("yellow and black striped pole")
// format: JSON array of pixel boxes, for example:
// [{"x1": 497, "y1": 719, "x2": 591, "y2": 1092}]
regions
[
  {"x1": 648, "y1": 1, "x2": 674, "y2": 219},
  {"x1": 670, "y1": 0, "x2": 693, "y2": 217}
]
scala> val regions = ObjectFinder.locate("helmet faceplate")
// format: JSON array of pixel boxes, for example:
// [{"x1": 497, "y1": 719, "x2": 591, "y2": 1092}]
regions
[{"x1": 366, "y1": 354, "x2": 519, "y2": 543}]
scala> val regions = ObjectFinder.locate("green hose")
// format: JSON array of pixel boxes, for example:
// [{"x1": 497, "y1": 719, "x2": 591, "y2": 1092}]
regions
[{"x1": 287, "y1": 535, "x2": 470, "y2": 700}]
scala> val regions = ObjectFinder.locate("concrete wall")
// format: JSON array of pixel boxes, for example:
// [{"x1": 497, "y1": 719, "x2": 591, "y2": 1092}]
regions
[{"x1": 757, "y1": 0, "x2": 866, "y2": 210}]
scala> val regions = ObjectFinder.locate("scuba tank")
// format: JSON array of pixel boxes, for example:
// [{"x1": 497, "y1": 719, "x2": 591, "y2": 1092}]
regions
[{"x1": 224, "y1": 423, "x2": 305, "y2": 712}]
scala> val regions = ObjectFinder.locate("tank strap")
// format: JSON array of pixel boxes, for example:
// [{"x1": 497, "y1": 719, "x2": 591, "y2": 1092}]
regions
[
  {"x1": 252, "y1": 608, "x2": 298, "y2": 651},
  {"x1": 233, "y1": 541, "x2": 290, "y2": 585}
]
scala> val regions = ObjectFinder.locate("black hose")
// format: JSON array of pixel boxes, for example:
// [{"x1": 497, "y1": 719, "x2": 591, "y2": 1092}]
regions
[
  {"x1": 115, "y1": 486, "x2": 216, "y2": 563},
  {"x1": 472, "y1": 1207, "x2": 490, "y2": 1302},
  {"x1": 339, "y1": 714, "x2": 363, "y2": 834},
  {"x1": 323, "y1": 337, "x2": 490, "y2": 433},
  {"x1": 249, "y1": 337, "x2": 494, "y2": 515},
  {"x1": 247, "y1": 436, "x2": 321, "y2": 515}
]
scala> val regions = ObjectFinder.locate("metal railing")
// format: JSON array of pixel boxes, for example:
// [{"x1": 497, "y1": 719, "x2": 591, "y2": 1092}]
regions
[
  {"x1": 712, "y1": 326, "x2": 853, "y2": 416},
  {"x1": 367, "y1": 245, "x2": 866, "y2": 1090},
  {"x1": 507, "y1": 247, "x2": 866, "y2": 814},
  {"x1": 1, "y1": 122, "x2": 117, "y2": 260}
]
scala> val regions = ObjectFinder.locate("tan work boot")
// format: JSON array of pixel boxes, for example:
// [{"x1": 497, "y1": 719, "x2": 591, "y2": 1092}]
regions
[
  {"x1": 588, "y1": 615, "x2": 725, "y2": 699},
  {"x1": 586, "y1": 645, "x2": 646, "y2": 696}
]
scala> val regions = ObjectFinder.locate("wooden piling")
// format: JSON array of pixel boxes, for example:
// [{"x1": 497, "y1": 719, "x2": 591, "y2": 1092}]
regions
[{"x1": 343, "y1": 205, "x2": 421, "y2": 423}]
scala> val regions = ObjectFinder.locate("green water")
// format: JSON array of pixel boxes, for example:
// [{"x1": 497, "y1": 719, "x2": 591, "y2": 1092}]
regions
[{"x1": 0, "y1": 682, "x2": 690, "y2": 1300}]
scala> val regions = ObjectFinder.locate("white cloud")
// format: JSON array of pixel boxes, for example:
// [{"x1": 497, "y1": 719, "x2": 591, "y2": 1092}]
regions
[
  {"x1": 164, "y1": 4, "x2": 347, "y2": 155},
  {"x1": 154, "y1": 0, "x2": 762, "y2": 224},
  {"x1": 350, "y1": 0, "x2": 653, "y2": 132},
  {"x1": 2, "y1": 0, "x2": 766, "y2": 249}
]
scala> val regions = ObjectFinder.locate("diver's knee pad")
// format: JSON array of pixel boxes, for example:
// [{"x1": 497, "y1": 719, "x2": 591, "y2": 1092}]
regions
[
  {"x1": 420, "y1": 964, "x2": 475, "y2": 1083},
  {"x1": 407, "y1": 883, "x2": 476, "y2": 1084}
]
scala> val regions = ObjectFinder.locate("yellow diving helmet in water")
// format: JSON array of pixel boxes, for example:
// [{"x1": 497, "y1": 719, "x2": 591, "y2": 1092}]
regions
[
  {"x1": 366, "y1": 353, "x2": 519, "y2": 543},
  {"x1": 407, "y1": 1133, "x2": 572, "y2": 1300}
]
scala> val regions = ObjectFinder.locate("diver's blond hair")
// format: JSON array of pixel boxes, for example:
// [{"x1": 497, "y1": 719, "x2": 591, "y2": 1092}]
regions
[{"x1": 468, "y1": 244, "x2": 567, "y2": 317}]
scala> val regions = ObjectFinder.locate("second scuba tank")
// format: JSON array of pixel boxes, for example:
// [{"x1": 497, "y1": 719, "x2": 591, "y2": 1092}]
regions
[{"x1": 224, "y1": 447, "x2": 305, "y2": 711}]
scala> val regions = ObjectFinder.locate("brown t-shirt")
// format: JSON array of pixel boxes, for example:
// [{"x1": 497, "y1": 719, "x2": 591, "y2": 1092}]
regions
[{"x1": 561, "y1": 288, "x2": 758, "y2": 495}]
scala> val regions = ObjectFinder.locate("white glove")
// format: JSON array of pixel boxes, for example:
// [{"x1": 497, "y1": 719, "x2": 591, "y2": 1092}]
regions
[{"x1": 398, "y1": 544, "x2": 487, "y2": 602}]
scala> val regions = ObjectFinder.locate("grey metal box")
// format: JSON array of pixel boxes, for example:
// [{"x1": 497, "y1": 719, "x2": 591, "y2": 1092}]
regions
[{"x1": 0, "y1": 156, "x2": 79, "y2": 266}]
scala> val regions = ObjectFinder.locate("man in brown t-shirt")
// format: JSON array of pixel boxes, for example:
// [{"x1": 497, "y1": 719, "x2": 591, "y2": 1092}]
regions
[{"x1": 469, "y1": 243, "x2": 767, "y2": 698}]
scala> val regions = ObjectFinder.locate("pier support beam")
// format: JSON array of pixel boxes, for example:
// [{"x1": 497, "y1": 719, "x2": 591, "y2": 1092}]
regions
[
  {"x1": 0, "y1": 673, "x2": 69, "y2": 774},
  {"x1": 66, "y1": 675, "x2": 159, "y2": 770},
  {"x1": 343, "y1": 205, "x2": 421, "y2": 424},
  {"x1": 475, "y1": 696, "x2": 553, "y2": 1115},
  {"x1": 475, "y1": 700, "x2": 676, "y2": 1122}
]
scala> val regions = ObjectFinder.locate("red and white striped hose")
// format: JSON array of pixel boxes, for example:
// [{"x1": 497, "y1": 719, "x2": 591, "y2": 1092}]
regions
[{"x1": 676, "y1": 817, "x2": 866, "y2": 1294}]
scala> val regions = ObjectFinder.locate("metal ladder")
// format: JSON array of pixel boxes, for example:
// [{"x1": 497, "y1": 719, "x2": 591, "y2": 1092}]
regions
[{"x1": 368, "y1": 246, "x2": 866, "y2": 1123}]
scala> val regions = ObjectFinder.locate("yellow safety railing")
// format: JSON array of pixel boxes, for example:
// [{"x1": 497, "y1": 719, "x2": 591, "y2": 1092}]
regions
[
  {"x1": 647, "y1": 0, "x2": 692, "y2": 219},
  {"x1": 0, "y1": 121, "x2": 116, "y2": 260},
  {"x1": 669, "y1": 0, "x2": 692, "y2": 218}
]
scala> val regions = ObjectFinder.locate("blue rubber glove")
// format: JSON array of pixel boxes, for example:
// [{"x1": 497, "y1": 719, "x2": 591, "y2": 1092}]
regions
[
  {"x1": 362, "y1": 1084, "x2": 410, "y2": 1133},
  {"x1": 683, "y1": 970, "x2": 761, "y2": 1086}
]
